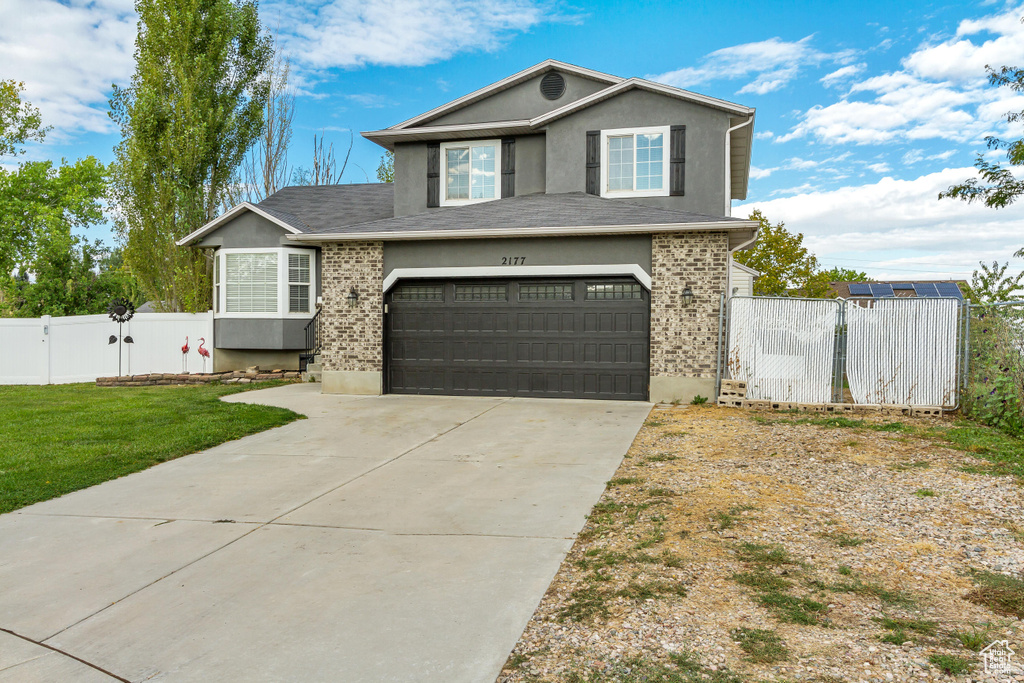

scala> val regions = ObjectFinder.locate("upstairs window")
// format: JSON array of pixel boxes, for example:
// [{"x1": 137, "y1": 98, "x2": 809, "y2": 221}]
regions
[
  {"x1": 600, "y1": 126, "x2": 670, "y2": 198},
  {"x1": 440, "y1": 140, "x2": 501, "y2": 206}
]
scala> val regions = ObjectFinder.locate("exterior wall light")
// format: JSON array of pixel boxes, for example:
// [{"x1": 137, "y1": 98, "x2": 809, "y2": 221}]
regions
[
  {"x1": 681, "y1": 286, "x2": 695, "y2": 306},
  {"x1": 346, "y1": 289, "x2": 359, "y2": 308}
]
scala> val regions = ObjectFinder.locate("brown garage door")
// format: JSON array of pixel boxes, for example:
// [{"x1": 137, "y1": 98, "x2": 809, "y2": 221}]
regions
[{"x1": 385, "y1": 278, "x2": 649, "y2": 400}]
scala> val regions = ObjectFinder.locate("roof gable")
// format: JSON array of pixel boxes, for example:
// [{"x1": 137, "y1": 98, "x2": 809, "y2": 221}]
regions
[{"x1": 389, "y1": 59, "x2": 622, "y2": 131}]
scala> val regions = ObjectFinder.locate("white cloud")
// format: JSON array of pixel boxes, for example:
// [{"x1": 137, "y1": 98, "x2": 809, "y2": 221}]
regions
[
  {"x1": 821, "y1": 63, "x2": 865, "y2": 88},
  {"x1": 755, "y1": 130, "x2": 775, "y2": 140},
  {"x1": 738, "y1": 167, "x2": 1024, "y2": 278},
  {"x1": 904, "y1": 4, "x2": 1024, "y2": 83},
  {"x1": 749, "y1": 165, "x2": 776, "y2": 179},
  {"x1": 866, "y1": 162, "x2": 891, "y2": 173},
  {"x1": 902, "y1": 149, "x2": 925, "y2": 165},
  {"x1": 779, "y1": 4, "x2": 1024, "y2": 146},
  {"x1": 648, "y1": 36, "x2": 852, "y2": 96},
  {"x1": 0, "y1": 0, "x2": 137, "y2": 137},
  {"x1": 267, "y1": 0, "x2": 561, "y2": 72},
  {"x1": 344, "y1": 93, "x2": 396, "y2": 108}
]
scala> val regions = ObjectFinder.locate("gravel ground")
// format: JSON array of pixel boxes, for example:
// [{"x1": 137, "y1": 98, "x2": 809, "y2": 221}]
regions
[{"x1": 497, "y1": 406, "x2": 1024, "y2": 683}]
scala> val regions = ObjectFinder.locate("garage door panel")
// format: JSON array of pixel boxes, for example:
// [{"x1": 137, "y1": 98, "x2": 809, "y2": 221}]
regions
[{"x1": 388, "y1": 278, "x2": 648, "y2": 400}]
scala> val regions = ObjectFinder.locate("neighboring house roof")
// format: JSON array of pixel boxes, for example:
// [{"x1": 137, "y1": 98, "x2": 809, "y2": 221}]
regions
[
  {"x1": 362, "y1": 61, "x2": 755, "y2": 201},
  {"x1": 731, "y1": 262, "x2": 760, "y2": 277},
  {"x1": 829, "y1": 280, "x2": 966, "y2": 299},
  {"x1": 177, "y1": 183, "x2": 394, "y2": 246},
  {"x1": 286, "y1": 191, "x2": 759, "y2": 248}
]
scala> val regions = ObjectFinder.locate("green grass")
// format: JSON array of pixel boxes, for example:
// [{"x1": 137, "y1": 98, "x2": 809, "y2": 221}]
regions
[
  {"x1": 645, "y1": 453, "x2": 678, "y2": 462},
  {"x1": 755, "y1": 591, "x2": 828, "y2": 625},
  {"x1": 731, "y1": 569, "x2": 793, "y2": 592},
  {"x1": 609, "y1": 476, "x2": 642, "y2": 486},
  {"x1": 951, "y1": 624, "x2": 995, "y2": 651},
  {"x1": 736, "y1": 542, "x2": 800, "y2": 566},
  {"x1": 964, "y1": 570, "x2": 1024, "y2": 618},
  {"x1": 928, "y1": 654, "x2": 974, "y2": 675},
  {"x1": 731, "y1": 628, "x2": 790, "y2": 663},
  {"x1": 0, "y1": 382, "x2": 302, "y2": 514},
  {"x1": 914, "y1": 488, "x2": 937, "y2": 497},
  {"x1": 874, "y1": 616, "x2": 938, "y2": 635},
  {"x1": 938, "y1": 421, "x2": 1024, "y2": 479},
  {"x1": 837, "y1": 565, "x2": 853, "y2": 576}
]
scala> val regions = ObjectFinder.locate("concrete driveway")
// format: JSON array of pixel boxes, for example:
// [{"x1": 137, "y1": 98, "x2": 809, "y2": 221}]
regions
[{"x1": 0, "y1": 383, "x2": 649, "y2": 682}]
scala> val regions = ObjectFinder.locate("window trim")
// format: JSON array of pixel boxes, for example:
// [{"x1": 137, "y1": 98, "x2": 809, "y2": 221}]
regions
[
  {"x1": 439, "y1": 139, "x2": 503, "y2": 207},
  {"x1": 599, "y1": 125, "x2": 670, "y2": 199},
  {"x1": 215, "y1": 247, "x2": 317, "y2": 319}
]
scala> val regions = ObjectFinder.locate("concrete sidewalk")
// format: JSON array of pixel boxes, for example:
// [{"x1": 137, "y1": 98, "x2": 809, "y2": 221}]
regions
[{"x1": 0, "y1": 384, "x2": 649, "y2": 682}]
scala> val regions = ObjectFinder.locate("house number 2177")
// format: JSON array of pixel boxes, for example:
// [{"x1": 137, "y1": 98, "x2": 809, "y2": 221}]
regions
[{"x1": 501, "y1": 256, "x2": 526, "y2": 265}]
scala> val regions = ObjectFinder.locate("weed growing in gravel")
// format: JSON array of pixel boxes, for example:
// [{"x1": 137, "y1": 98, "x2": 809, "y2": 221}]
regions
[
  {"x1": 609, "y1": 477, "x2": 642, "y2": 486},
  {"x1": 820, "y1": 531, "x2": 868, "y2": 547},
  {"x1": 563, "y1": 651, "x2": 744, "y2": 683},
  {"x1": 732, "y1": 569, "x2": 794, "y2": 592},
  {"x1": 731, "y1": 628, "x2": 790, "y2": 663},
  {"x1": 914, "y1": 488, "x2": 937, "y2": 497},
  {"x1": 649, "y1": 487, "x2": 677, "y2": 498},
  {"x1": 875, "y1": 616, "x2": 938, "y2": 635},
  {"x1": 634, "y1": 528, "x2": 666, "y2": 549},
  {"x1": 1005, "y1": 522, "x2": 1024, "y2": 544},
  {"x1": 617, "y1": 579, "x2": 688, "y2": 600},
  {"x1": 557, "y1": 583, "x2": 611, "y2": 622},
  {"x1": 829, "y1": 578, "x2": 916, "y2": 607},
  {"x1": 736, "y1": 542, "x2": 800, "y2": 566},
  {"x1": 714, "y1": 511, "x2": 737, "y2": 530},
  {"x1": 660, "y1": 430, "x2": 690, "y2": 439},
  {"x1": 837, "y1": 565, "x2": 853, "y2": 576},
  {"x1": 951, "y1": 623, "x2": 996, "y2": 651},
  {"x1": 756, "y1": 591, "x2": 828, "y2": 625},
  {"x1": 928, "y1": 654, "x2": 974, "y2": 675},
  {"x1": 645, "y1": 419, "x2": 666, "y2": 427},
  {"x1": 646, "y1": 453, "x2": 678, "y2": 462},
  {"x1": 964, "y1": 570, "x2": 1024, "y2": 618}
]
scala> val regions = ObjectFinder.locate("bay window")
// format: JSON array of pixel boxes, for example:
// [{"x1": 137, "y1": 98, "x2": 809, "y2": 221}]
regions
[
  {"x1": 214, "y1": 248, "x2": 316, "y2": 317},
  {"x1": 600, "y1": 126, "x2": 670, "y2": 198},
  {"x1": 440, "y1": 140, "x2": 501, "y2": 206}
]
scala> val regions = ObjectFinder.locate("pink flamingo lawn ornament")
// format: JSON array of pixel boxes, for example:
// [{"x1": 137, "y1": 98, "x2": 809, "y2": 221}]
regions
[
  {"x1": 197, "y1": 337, "x2": 210, "y2": 373},
  {"x1": 181, "y1": 336, "x2": 190, "y2": 372}
]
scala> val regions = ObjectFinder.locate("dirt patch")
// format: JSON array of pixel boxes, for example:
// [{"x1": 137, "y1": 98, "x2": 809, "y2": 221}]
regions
[{"x1": 498, "y1": 406, "x2": 1024, "y2": 682}]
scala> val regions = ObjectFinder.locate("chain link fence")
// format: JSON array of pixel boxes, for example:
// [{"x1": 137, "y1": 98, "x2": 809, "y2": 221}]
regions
[{"x1": 962, "y1": 300, "x2": 1024, "y2": 432}]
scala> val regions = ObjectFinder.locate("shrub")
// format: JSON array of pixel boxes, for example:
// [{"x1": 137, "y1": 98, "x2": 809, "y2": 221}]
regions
[{"x1": 963, "y1": 304, "x2": 1024, "y2": 435}]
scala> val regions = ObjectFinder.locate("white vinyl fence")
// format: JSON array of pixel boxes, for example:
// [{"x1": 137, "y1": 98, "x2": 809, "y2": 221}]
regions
[
  {"x1": 846, "y1": 298, "x2": 960, "y2": 406},
  {"x1": 0, "y1": 312, "x2": 214, "y2": 385},
  {"x1": 726, "y1": 297, "x2": 842, "y2": 403}
]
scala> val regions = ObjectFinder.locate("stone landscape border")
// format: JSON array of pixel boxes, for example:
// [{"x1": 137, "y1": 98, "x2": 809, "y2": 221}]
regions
[{"x1": 96, "y1": 370, "x2": 301, "y2": 387}]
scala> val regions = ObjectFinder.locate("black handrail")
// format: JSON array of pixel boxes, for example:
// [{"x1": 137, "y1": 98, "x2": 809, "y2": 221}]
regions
[{"x1": 299, "y1": 308, "x2": 322, "y2": 372}]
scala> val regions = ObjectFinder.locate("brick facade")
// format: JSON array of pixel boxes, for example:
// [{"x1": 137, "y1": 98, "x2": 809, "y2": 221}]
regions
[
  {"x1": 650, "y1": 231, "x2": 729, "y2": 379},
  {"x1": 320, "y1": 241, "x2": 384, "y2": 373}
]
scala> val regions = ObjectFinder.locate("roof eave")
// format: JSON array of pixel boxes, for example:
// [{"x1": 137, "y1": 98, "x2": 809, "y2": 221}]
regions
[
  {"x1": 362, "y1": 120, "x2": 535, "y2": 151},
  {"x1": 285, "y1": 220, "x2": 760, "y2": 247}
]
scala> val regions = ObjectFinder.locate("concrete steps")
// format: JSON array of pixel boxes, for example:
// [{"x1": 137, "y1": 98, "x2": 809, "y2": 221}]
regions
[{"x1": 302, "y1": 357, "x2": 322, "y2": 383}]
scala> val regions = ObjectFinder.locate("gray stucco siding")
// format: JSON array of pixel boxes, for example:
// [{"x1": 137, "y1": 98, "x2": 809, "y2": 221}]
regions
[
  {"x1": 196, "y1": 211, "x2": 295, "y2": 248},
  {"x1": 383, "y1": 235, "x2": 652, "y2": 278},
  {"x1": 544, "y1": 89, "x2": 731, "y2": 216},
  {"x1": 394, "y1": 135, "x2": 547, "y2": 217},
  {"x1": 214, "y1": 318, "x2": 310, "y2": 350},
  {"x1": 426, "y1": 72, "x2": 610, "y2": 126}
]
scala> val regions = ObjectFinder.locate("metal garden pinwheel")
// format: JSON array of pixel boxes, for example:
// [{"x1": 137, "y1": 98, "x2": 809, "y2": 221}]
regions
[{"x1": 107, "y1": 298, "x2": 136, "y2": 377}]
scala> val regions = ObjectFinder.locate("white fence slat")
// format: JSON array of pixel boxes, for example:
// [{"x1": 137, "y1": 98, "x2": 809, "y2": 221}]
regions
[
  {"x1": 0, "y1": 311, "x2": 214, "y2": 385},
  {"x1": 846, "y1": 299, "x2": 959, "y2": 406},
  {"x1": 727, "y1": 297, "x2": 840, "y2": 403}
]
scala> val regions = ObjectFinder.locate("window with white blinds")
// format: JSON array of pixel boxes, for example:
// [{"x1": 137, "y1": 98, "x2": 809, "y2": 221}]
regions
[
  {"x1": 288, "y1": 252, "x2": 311, "y2": 313},
  {"x1": 225, "y1": 252, "x2": 278, "y2": 313}
]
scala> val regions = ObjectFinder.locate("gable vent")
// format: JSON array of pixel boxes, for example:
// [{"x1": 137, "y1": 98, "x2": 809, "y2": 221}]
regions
[{"x1": 539, "y1": 72, "x2": 566, "y2": 100}]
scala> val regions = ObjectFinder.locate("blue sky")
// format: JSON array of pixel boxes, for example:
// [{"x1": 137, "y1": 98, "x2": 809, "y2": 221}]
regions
[{"x1": 3, "y1": 0, "x2": 1023, "y2": 281}]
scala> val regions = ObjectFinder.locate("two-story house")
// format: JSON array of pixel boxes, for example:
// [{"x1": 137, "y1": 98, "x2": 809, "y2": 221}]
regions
[{"x1": 178, "y1": 60, "x2": 759, "y2": 403}]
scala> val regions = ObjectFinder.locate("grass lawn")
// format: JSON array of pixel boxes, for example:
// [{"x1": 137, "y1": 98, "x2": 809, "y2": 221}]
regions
[{"x1": 0, "y1": 381, "x2": 303, "y2": 514}]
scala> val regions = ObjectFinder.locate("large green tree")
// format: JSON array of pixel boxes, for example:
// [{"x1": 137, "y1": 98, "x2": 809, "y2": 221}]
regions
[
  {"x1": 109, "y1": 0, "x2": 272, "y2": 311},
  {"x1": 0, "y1": 80, "x2": 48, "y2": 157},
  {"x1": 734, "y1": 209, "x2": 830, "y2": 297}
]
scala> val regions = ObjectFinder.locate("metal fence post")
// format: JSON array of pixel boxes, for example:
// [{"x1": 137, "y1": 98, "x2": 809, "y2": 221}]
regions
[{"x1": 715, "y1": 293, "x2": 726, "y2": 400}]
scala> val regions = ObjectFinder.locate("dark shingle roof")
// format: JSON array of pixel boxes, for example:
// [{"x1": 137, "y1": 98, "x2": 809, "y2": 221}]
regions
[
  {"x1": 301, "y1": 191, "x2": 750, "y2": 235},
  {"x1": 257, "y1": 183, "x2": 393, "y2": 232}
]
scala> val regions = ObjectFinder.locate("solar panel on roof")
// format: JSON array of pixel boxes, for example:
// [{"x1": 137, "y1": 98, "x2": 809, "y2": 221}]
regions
[
  {"x1": 891, "y1": 283, "x2": 914, "y2": 290},
  {"x1": 848, "y1": 283, "x2": 872, "y2": 296},
  {"x1": 914, "y1": 283, "x2": 939, "y2": 297},
  {"x1": 869, "y1": 283, "x2": 895, "y2": 297},
  {"x1": 935, "y1": 283, "x2": 963, "y2": 299}
]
